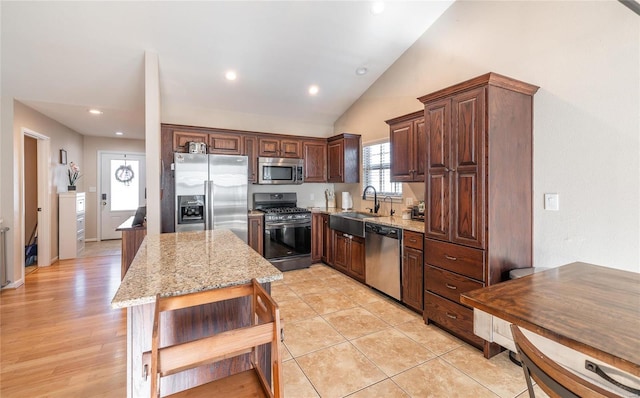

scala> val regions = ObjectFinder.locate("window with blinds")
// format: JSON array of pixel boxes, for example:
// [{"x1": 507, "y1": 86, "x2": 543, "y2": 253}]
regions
[{"x1": 362, "y1": 141, "x2": 402, "y2": 197}]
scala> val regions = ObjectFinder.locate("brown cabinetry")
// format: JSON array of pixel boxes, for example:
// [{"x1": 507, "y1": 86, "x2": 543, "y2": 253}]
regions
[
  {"x1": 418, "y1": 72, "x2": 538, "y2": 358},
  {"x1": 173, "y1": 131, "x2": 208, "y2": 152},
  {"x1": 402, "y1": 230, "x2": 424, "y2": 313},
  {"x1": 327, "y1": 133, "x2": 361, "y2": 183},
  {"x1": 208, "y1": 132, "x2": 243, "y2": 155},
  {"x1": 258, "y1": 137, "x2": 301, "y2": 158},
  {"x1": 321, "y1": 215, "x2": 333, "y2": 266},
  {"x1": 333, "y1": 232, "x2": 365, "y2": 283},
  {"x1": 243, "y1": 135, "x2": 258, "y2": 183},
  {"x1": 311, "y1": 213, "x2": 323, "y2": 262},
  {"x1": 248, "y1": 214, "x2": 264, "y2": 255},
  {"x1": 387, "y1": 111, "x2": 426, "y2": 182},
  {"x1": 303, "y1": 140, "x2": 327, "y2": 182}
]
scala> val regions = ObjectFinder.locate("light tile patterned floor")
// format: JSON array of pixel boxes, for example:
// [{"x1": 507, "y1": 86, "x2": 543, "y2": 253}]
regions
[{"x1": 275, "y1": 264, "x2": 549, "y2": 398}]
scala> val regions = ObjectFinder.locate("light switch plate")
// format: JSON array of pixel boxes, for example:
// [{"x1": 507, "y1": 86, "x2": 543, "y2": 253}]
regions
[
  {"x1": 89, "y1": 186, "x2": 97, "y2": 193},
  {"x1": 544, "y1": 193, "x2": 559, "y2": 211},
  {"x1": 405, "y1": 198, "x2": 414, "y2": 206}
]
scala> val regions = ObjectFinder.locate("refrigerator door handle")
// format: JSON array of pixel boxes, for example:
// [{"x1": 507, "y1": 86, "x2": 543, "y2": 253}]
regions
[{"x1": 205, "y1": 180, "x2": 214, "y2": 230}]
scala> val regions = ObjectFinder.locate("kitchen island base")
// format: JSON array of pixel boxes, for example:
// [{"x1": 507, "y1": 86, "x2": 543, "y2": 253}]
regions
[{"x1": 127, "y1": 287, "x2": 271, "y2": 397}]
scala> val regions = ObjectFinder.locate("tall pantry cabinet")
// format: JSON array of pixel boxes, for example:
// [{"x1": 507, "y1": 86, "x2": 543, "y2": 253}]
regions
[{"x1": 418, "y1": 73, "x2": 538, "y2": 358}]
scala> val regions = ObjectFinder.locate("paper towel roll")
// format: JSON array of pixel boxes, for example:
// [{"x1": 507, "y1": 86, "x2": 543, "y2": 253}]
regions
[{"x1": 341, "y1": 192, "x2": 352, "y2": 210}]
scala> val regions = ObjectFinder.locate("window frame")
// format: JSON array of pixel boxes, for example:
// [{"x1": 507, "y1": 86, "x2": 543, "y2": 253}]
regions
[{"x1": 361, "y1": 139, "x2": 402, "y2": 200}]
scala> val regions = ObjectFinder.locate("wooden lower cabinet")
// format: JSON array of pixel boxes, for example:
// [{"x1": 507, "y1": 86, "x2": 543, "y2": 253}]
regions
[
  {"x1": 311, "y1": 213, "x2": 323, "y2": 262},
  {"x1": 321, "y1": 215, "x2": 333, "y2": 266},
  {"x1": 248, "y1": 214, "x2": 264, "y2": 255},
  {"x1": 333, "y1": 232, "x2": 365, "y2": 283}
]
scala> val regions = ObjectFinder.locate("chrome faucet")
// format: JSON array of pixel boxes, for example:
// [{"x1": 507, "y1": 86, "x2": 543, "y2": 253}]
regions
[
  {"x1": 383, "y1": 196, "x2": 395, "y2": 216},
  {"x1": 362, "y1": 185, "x2": 380, "y2": 214}
]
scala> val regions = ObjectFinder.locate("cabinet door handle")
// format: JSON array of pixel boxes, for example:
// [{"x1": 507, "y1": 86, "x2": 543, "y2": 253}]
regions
[
  {"x1": 444, "y1": 167, "x2": 457, "y2": 173},
  {"x1": 445, "y1": 255, "x2": 457, "y2": 261},
  {"x1": 445, "y1": 283, "x2": 457, "y2": 290},
  {"x1": 446, "y1": 313, "x2": 457, "y2": 319}
]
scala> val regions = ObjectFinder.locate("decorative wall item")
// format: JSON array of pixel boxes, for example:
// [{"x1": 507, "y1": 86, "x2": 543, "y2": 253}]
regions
[
  {"x1": 59, "y1": 149, "x2": 67, "y2": 165},
  {"x1": 68, "y1": 162, "x2": 80, "y2": 191}
]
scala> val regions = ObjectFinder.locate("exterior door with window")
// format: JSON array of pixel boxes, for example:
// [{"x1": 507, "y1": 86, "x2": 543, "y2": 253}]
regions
[{"x1": 100, "y1": 153, "x2": 145, "y2": 240}]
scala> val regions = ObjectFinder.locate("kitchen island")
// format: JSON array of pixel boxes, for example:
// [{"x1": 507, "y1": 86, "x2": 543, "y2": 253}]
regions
[{"x1": 112, "y1": 229, "x2": 283, "y2": 397}]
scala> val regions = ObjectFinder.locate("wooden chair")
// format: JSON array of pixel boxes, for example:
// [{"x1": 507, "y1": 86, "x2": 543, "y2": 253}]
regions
[
  {"x1": 143, "y1": 279, "x2": 283, "y2": 398},
  {"x1": 510, "y1": 324, "x2": 618, "y2": 398}
]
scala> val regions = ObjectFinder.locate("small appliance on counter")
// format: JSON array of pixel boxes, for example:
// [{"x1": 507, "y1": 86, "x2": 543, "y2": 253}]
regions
[
  {"x1": 411, "y1": 200, "x2": 425, "y2": 221},
  {"x1": 341, "y1": 192, "x2": 353, "y2": 210},
  {"x1": 325, "y1": 189, "x2": 336, "y2": 208}
]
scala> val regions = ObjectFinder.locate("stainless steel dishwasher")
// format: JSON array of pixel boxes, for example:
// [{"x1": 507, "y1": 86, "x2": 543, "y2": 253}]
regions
[{"x1": 365, "y1": 222, "x2": 401, "y2": 300}]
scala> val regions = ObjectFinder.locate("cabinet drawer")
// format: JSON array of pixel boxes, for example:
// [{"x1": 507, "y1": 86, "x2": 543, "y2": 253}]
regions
[
  {"x1": 425, "y1": 265, "x2": 483, "y2": 306},
  {"x1": 403, "y1": 230, "x2": 423, "y2": 250},
  {"x1": 424, "y1": 291, "x2": 483, "y2": 347},
  {"x1": 425, "y1": 239, "x2": 484, "y2": 281}
]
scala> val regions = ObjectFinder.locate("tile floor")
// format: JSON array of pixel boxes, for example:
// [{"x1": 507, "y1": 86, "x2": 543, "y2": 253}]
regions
[{"x1": 274, "y1": 264, "x2": 549, "y2": 398}]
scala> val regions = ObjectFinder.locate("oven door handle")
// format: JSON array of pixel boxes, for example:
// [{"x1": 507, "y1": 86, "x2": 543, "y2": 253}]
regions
[{"x1": 266, "y1": 221, "x2": 311, "y2": 228}]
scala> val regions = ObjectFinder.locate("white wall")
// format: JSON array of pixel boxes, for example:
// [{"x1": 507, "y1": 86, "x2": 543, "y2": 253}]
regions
[{"x1": 334, "y1": 1, "x2": 639, "y2": 272}]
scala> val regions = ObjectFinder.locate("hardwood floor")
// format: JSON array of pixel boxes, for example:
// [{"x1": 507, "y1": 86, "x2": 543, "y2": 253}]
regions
[{"x1": 0, "y1": 255, "x2": 127, "y2": 397}]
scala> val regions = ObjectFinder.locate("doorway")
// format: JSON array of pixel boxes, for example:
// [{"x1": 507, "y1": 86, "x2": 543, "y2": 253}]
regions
[
  {"x1": 22, "y1": 128, "x2": 51, "y2": 275},
  {"x1": 98, "y1": 152, "x2": 146, "y2": 240}
]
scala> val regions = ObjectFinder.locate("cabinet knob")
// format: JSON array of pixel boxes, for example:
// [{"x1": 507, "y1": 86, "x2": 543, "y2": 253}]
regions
[{"x1": 444, "y1": 167, "x2": 456, "y2": 173}]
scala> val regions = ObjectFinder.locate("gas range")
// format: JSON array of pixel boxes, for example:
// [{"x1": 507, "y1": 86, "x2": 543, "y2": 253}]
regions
[
  {"x1": 261, "y1": 207, "x2": 311, "y2": 222},
  {"x1": 253, "y1": 193, "x2": 311, "y2": 223},
  {"x1": 253, "y1": 192, "x2": 312, "y2": 272}
]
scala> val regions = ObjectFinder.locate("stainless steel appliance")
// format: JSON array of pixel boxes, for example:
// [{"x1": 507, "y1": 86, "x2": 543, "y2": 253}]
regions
[
  {"x1": 174, "y1": 153, "x2": 248, "y2": 242},
  {"x1": 257, "y1": 157, "x2": 304, "y2": 185},
  {"x1": 365, "y1": 222, "x2": 401, "y2": 300},
  {"x1": 254, "y1": 192, "x2": 311, "y2": 271}
]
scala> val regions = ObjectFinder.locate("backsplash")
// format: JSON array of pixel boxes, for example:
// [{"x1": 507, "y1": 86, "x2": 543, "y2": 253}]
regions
[{"x1": 248, "y1": 183, "x2": 336, "y2": 209}]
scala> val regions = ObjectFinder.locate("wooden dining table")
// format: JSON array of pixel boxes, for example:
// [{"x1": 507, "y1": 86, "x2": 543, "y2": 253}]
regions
[{"x1": 461, "y1": 262, "x2": 640, "y2": 396}]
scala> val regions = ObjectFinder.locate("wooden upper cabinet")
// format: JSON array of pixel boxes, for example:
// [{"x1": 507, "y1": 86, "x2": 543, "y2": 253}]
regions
[
  {"x1": 423, "y1": 89, "x2": 485, "y2": 248},
  {"x1": 419, "y1": 72, "x2": 538, "y2": 253},
  {"x1": 327, "y1": 133, "x2": 360, "y2": 183},
  {"x1": 303, "y1": 140, "x2": 327, "y2": 182},
  {"x1": 243, "y1": 135, "x2": 258, "y2": 183},
  {"x1": 208, "y1": 133, "x2": 243, "y2": 155},
  {"x1": 387, "y1": 110, "x2": 425, "y2": 182},
  {"x1": 424, "y1": 99, "x2": 451, "y2": 242},
  {"x1": 258, "y1": 136, "x2": 301, "y2": 158},
  {"x1": 450, "y1": 88, "x2": 485, "y2": 247},
  {"x1": 173, "y1": 131, "x2": 208, "y2": 152}
]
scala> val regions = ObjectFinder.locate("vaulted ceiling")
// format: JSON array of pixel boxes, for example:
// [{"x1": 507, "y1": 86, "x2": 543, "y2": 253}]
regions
[{"x1": 2, "y1": 1, "x2": 453, "y2": 140}]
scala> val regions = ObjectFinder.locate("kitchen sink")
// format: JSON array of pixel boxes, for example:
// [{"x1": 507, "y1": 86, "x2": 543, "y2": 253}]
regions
[{"x1": 329, "y1": 212, "x2": 382, "y2": 238}]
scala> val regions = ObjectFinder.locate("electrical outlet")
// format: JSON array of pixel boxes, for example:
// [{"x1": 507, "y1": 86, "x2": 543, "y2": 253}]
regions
[
  {"x1": 405, "y1": 198, "x2": 414, "y2": 206},
  {"x1": 310, "y1": 193, "x2": 314, "y2": 201},
  {"x1": 544, "y1": 193, "x2": 559, "y2": 211}
]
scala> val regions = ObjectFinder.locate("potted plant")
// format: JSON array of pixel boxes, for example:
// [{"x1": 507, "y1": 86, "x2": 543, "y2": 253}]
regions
[{"x1": 68, "y1": 162, "x2": 80, "y2": 191}]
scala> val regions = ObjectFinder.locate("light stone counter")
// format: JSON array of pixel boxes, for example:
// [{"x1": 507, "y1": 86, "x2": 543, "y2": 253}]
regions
[
  {"x1": 111, "y1": 229, "x2": 282, "y2": 309},
  {"x1": 310, "y1": 208, "x2": 425, "y2": 233}
]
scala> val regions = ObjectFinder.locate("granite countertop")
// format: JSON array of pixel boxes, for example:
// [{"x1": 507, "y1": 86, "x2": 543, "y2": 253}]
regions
[
  {"x1": 310, "y1": 207, "x2": 425, "y2": 233},
  {"x1": 111, "y1": 229, "x2": 283, "y2": 309}
]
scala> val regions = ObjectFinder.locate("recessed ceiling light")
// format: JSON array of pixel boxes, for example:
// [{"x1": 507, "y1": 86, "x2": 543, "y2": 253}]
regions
[
  {"x1": 88, "y1": 109, "x2": 103, "y2": 115},
  {"x1": 115, "y1": 131, "x2": 124, "y2": 136},
  {"x1": 225, "y1": 70, "x2": 237, "y2": 81},
  {"x1": 371, "y1": 1, "x2": 385, "y2": 15},
  {"x1": 355, "y1": 67, "x2": 368, "y2": 76},
  {"x1": 308, "y1": 85, "x2": 319, "y2": 95}
]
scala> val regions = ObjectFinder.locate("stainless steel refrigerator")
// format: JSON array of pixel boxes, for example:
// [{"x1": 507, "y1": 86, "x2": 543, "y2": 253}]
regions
[{"x1": 174, "y1": 153, "x2": 248, "y2": 242}]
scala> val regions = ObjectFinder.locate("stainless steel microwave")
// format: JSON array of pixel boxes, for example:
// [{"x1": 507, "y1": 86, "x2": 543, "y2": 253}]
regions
[{"x1": 258, "y1": 157, "x2": 304, "y2": 185}]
